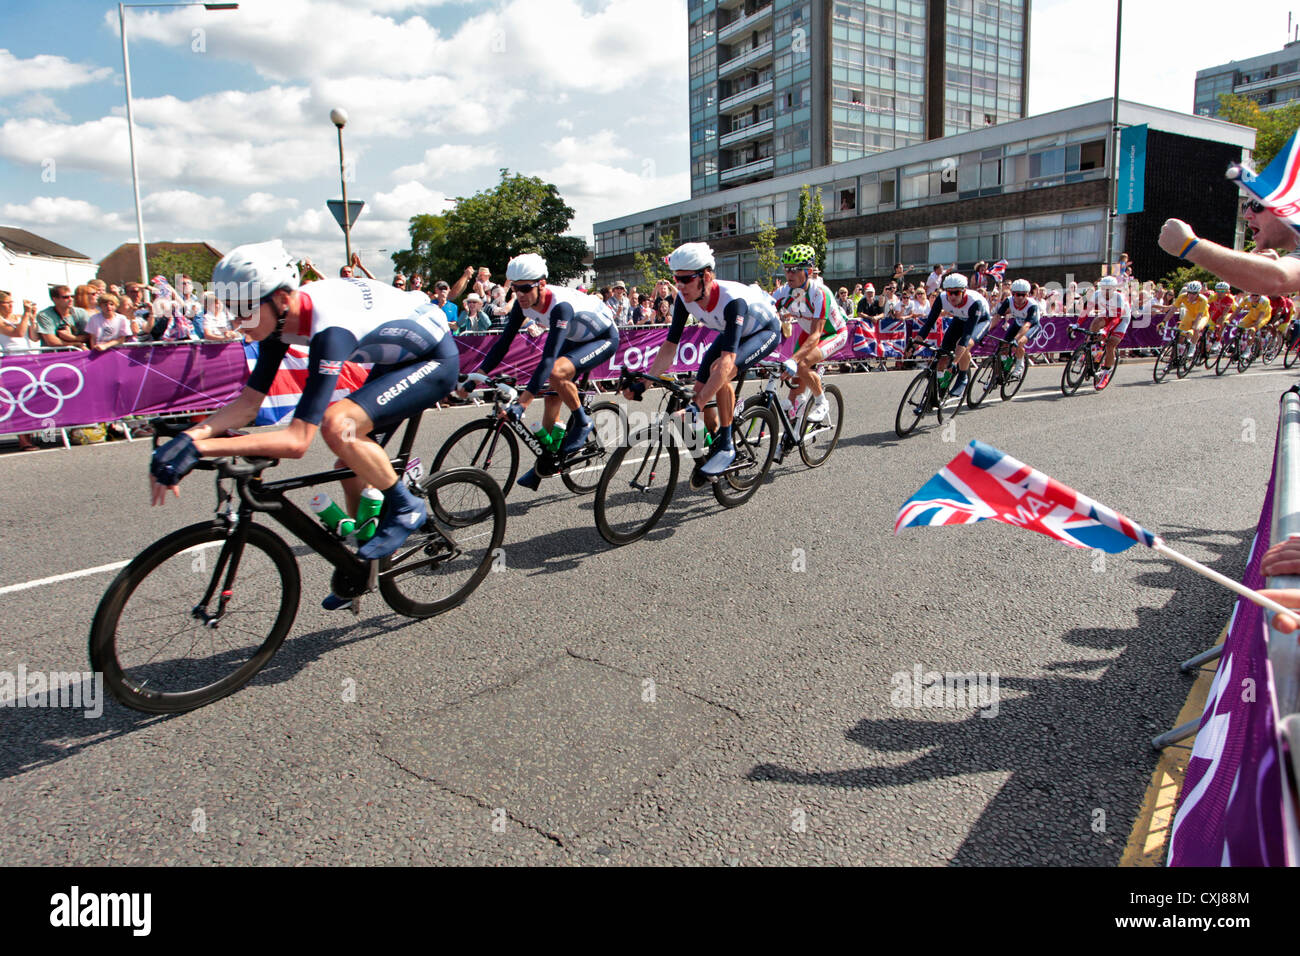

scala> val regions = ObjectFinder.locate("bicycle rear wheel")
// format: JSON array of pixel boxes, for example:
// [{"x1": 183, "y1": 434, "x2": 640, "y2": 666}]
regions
[
  {"x1": 715, "y1": 404, "x2": 779, "y2": 507},
  {"x1": 1263, "y1": 331, "x2": 1282, "y2": 365},
  {"x1": 1061, "y1": 345, "x2": 1088, "y2": 395},
  {"x1": 1215, "y1": 337, "x2": 1235, "y2": 375},
  {"x1": 89, "y1": 522, "x2": 300, "y2": 714},
  {"x1": 967, "y1": 354, "x2": 998, "y2": 408},
  {"x1": 1286, "y1": 335, "x2": 1300, "y2": 369},
  {"x1": 799, "y1": 384, "x2": 843, "y2": 468},
  {"x1": 380, "y1": 467, "x2": 507, "y2": 618},
  {"x1": 895, "y1": 370, "x2": 932, "y2": 436},
  {"x1": 431, "y1": 418, "x2": 519, "y2": 512},
  {"x1": 594, "y1": 424, "x2": 680, "y2": 545},
  {"x1": 560, "y1": 400, "x2": 626, "y2": 495}
]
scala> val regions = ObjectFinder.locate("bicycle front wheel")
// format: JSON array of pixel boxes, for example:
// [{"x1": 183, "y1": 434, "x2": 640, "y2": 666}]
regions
[
  {"x1": 1001, "y1": 356, "x2": 1027, "y2": 400},
  {"x1": 1215, "y1": 338, "x2": 1235, "y2": 375},
  {"x1": 594, "y1": 424, "x2": 680, "y2": 545},
  {"x1": 715, "y1": 404, "x2": 779, "y2": 507},
  {"x1": 895, "y1": 370, "x2": 932, "y2": 437},
  {"x1": 380, "y1": 467, "x2": 507, "y2": 618},
  {"x1": 89, "y1": 522, "x2": 300, "y2": 714},
  {"x1": 1061, "y1": 345, "x2": 1088, "y2": 395},
  {"x1": 1153, "y1": 340, "x2": 1174, "y2": 383},
  {"x1": 1286, "y1": 335, "x2": 1300, "y2": 369},
  {"x1": 431, "y1": 418, "x2": 519, "y2": 509},
  {"x1": 798, "y1": 384, "x2": 843, "y2": 468},
  {"x1": 560, "y1": 400, "x2": 626, "y2": 495}
]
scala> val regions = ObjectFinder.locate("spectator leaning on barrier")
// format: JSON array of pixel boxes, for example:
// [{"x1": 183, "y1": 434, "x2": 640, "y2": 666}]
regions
[
  {"x1": 654, "y1": 297, "x2": 672, "y2": 324},
  {"x1": 87, "y1": 293, "x2": 131, "y2": 351},
  {"x1": 36, "y1": 285, "x2": 90, "y2": 349},
  {"x1": 0, "y1": 290, "x2": 38, "y2": 353}
]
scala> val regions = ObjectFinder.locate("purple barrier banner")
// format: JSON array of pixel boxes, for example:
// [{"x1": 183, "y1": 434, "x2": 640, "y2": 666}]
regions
[
  {"x1": 0, "y1": 343, "x2": 247, "y2": 433},
  {"x1": 1168, "y1": 427, "x2": 1286, "y2": 866}
]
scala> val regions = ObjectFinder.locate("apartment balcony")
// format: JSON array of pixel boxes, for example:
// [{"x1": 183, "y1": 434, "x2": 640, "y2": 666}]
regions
[
  {"x1": 719, "y1": 156, "x2": 774, "y2": 184},
  {"x1": 717, "y1": 3, "x2": 772, "y2": 43},
  {"x1": 719, "y1": 117, "x2": 774, "y2": 148},
  {"x1": 717, "y1": 39, "x2": 773, "y2": 79},
  {"x1": 1236, "y1": 72, "x2": 1300, "y2": 95},
  {"x1": 719, "y1": 78, "x2": 774, "y2": 114}
]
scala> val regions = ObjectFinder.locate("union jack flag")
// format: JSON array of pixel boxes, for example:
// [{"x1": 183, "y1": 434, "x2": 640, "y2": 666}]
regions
[
  {"x1": 987, "y1": 259, "x2": 1009, "y2": 281},
  {"x1": 874, "y1": 317, "x2": 908, "y2": 357},
  {"x1": 895, "y1": 440, "x2": 1158, "y2": 553},
  {"x1": 244, "y1": 343, "x2": 370, "y2": 425},
  {"x1": 1230, "y1": 129, "x2": 1300, "y2": 237},
  {"x1": 910, "y1": 316, "x2": 946, "y2": 356}
]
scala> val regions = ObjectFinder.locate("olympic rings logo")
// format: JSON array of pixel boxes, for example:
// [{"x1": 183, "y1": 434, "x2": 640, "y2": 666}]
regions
[
  {"x1": 1029, "y1": 321, "x2": 1056, "y2": 350},
  {"x1": 0, "y1": 363, "x2": 85, "y2": 423}
]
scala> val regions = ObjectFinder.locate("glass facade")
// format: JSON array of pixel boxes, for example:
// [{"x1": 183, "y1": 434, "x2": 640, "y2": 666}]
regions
[
  {"x1": 942, "y1": 0, "x2": 1025, "y2": 136},
  {"x1": 1195, "y1": 46, "x2": 1300, "y2": 117}
]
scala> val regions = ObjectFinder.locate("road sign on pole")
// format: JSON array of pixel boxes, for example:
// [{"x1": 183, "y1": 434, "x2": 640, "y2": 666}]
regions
[{"x1": 327, "y1": 200, "x2": 365, "y2": 234}]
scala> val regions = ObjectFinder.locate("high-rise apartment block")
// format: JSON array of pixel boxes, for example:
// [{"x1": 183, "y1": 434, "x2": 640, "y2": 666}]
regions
[
  {"x1": 1195, "y1": 41, "x2": 1300, "y2": 117},
  {"x1": 690, "y1": 0, "x2": 1029, "y2": 197}
]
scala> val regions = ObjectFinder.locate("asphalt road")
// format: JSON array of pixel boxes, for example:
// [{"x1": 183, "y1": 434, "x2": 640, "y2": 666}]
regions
[{"x1": 0, "y1": 356, "x2": 1290, "y2": 866}]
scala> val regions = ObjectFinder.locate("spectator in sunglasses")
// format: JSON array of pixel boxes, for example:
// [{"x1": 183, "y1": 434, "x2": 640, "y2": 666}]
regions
[{"x1": 1160, "y1": 197, "x2": 1300, "y2": 294}]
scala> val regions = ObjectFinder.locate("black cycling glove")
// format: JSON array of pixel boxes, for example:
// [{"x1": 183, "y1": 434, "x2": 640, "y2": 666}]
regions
[{"x1": 151, "y1": 433, "x2": 200, "y2": 487}]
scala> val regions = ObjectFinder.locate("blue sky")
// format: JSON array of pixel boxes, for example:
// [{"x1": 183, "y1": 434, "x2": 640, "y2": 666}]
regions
[{"x1": 0, "y1": 0, "x2": 1295, "y2": 278}]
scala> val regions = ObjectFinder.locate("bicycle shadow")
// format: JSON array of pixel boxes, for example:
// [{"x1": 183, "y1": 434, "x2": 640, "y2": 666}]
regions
[
  {"x1": 743, "y1": 524, "x2": 1251, "y2": 865},
  {"x1": 0, "y1": 613, "x2": 424, "y2": 781}
]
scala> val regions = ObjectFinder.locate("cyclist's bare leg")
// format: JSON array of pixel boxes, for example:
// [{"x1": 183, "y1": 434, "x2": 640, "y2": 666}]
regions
[
  {"x1": 322, "y1": 399, "x2": 398, "y2": 515},
  {"x1": 1104, "y1": 333, "x2": 1121, "y2": 368},
  {"x1": 796, "y1": 343, "x2": 826, "y2": 396}
]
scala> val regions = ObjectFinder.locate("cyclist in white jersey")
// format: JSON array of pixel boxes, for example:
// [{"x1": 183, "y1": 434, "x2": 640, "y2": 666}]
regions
[
  {"x1": 462, "y1": 254, "x2": 618, "y2": 486},
  {"x1": 639, "y1": 242, "x2": 781, "y2": 477},
  {"x1": 771, "y1": 244, "x2": 847, "y2": 423},
  {"x1": 1081, "y1": 275, "x2": 1131, "y2": 389},
  {"x1": 149, "y1": 241, "x2": 458, "y2": 575},
  {"x1": 911, "y1": 273, "x2": 991, "y2": 399},
  {"x1": 994, "y1": 278, "x2": 1042, "y2": 377}
]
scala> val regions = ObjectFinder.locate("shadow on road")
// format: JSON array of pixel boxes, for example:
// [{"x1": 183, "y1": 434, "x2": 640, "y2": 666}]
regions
[{"x1": 743, "y1": 523, "x2": 1252, "y2": 865}]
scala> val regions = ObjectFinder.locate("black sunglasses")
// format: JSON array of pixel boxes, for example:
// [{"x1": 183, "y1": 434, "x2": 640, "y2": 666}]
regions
[
  {"x1": 512, "y1": 282, "x2": 539, "y2": 294},
  {"x1": 1243, "y1": 199, "x2": 1266, "y2": 213},
  {"x1": 673, "y1": 271, "x2": 705, "y2": 283}
]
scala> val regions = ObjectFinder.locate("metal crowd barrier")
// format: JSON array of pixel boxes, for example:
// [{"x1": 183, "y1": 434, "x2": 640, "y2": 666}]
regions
[{"x1": 1270, "y1": 388, "x2": 1300, "y2": 863}]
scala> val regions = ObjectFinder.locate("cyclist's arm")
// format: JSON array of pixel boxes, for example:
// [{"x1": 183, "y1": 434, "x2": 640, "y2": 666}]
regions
[
  {"x1": 914, "y1": 295, "x2": 943, "y2": 342},
  {"x1": 476, "y1": 305, "x2": 525, "y2": 376},
  {"x1": 1160, "y1": 218, "x2": 1300, "y2": 295},
  {"x1": 522, "y1": 303, "x2": 572, "y2": 399},
  {"x1": 646, "y1": 298, "x2": 689, "y2": 378}
]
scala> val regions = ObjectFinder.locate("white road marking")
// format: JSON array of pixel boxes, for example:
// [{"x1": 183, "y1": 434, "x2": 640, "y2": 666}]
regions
[{"x1": 0, "y1": 542, "x2": 222, "y2": 596}]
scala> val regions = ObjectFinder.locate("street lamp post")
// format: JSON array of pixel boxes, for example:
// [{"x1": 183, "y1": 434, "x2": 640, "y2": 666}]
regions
[
  {"x1": 1104, "y1": 0, "x2": 1123, "y2": 274},
  {"x1": 331, "y1": 108, "x2": 352, "y2": 267},
  {"x1": 119, "y1": 2, "x2": 238, "y2": 287}
]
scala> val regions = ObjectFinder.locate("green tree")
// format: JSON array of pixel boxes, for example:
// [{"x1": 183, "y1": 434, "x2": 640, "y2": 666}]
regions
[
  {"x1": 792, "y1": 184, "x2": 828, "y2": 272},
  {"x1": 1161, "y1": 263, "x2": 1220, "y2": 291},
  {"x1": 148, "y1": 247, "x2": 218, "y2": 286},
  {"x1": 752, "y1": 220, "x2": 778, "y2": 290},
  {"x1": 633, "y1": 230, "x2": 675, "y2": 291},
  {"x1": 1217, "y1": 94, "x2": 1300, "y2": 169},
  {"x1": 392, "y1": 169, "x2": 589, "y2": 293}
]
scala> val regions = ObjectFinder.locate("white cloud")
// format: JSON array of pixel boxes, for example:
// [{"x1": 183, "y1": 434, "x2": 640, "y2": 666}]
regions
[
  {"x1": 371, "y1": 181, "x2": 453, "y2": 219},
  {"x1": 531, "y1": 160, "x2": 688, "y2": 239},
  {"x1": 0, "y1": 49, "x2": 113, "y2": 97},
  {"x1": 392, "y1": 144, "x2": 498, "y2": 181},
  {"x1": 1, "y1": 196, "x2": 131, "y2": 230},
  {"x1": 141, "y1": 189, "x2": 230, "y2": 227},
  {"x1": 238, "y1": 192, "x2": 300, "y2": 217},
  {"x1": 547, "y1": 131, "x2": 632, "y2": 165},
  {"x1": 556, "y1": 118, "x2": 574, "y2": 132}
]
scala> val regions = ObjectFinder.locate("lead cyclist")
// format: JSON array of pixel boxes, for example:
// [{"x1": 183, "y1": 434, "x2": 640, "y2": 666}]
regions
[{"x1": 148, "y1": 240, "x2": 459, "y2": 606}]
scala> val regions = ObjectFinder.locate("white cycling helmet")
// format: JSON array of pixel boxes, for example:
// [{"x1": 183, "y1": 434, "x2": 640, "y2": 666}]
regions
[
  {"x1": 506, "y1": 253, "x2": 547, "y2": 282},
  {"x1": 211, "y1": 240, "x2": 299, "y2": 316},
  {"x1": 1215, "y1": 281, "x2": 1230, "y2": 292},
  {"x1": 1186, "y1": 280, "x2": 1203, "y2": 294},
  {"x1": 1098, "y1": 276, "x2": 1119, "y2": 288},
  {"x1": 942, "y1": 273, "x2": 968, "y2": 291},
  {"x1": 667, "y1": 242, "x2": 716, "y2": 272},
  {"x1": 1010, "y1": 279, "x2": 1031, "y2": 294}
]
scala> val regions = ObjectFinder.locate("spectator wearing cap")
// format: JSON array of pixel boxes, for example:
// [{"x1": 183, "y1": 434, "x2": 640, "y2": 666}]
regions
[
  {"x1": 458, "y1": 293, "x2": 492, "y2": 334},
  {"x1": 607, "y1": 281, "x2": 630, "y2": 326},
  {"x1": 36, "y1": 285, "x2": 91, "y2": 349},
  {"x1": 431, "y1": 280, "x2": 459, "y2": 332},
  {"x1": 855, "y1": 284, "x2": 879, "y2": 319},
  {"x1": 472, "y1": 267, "x2": 493, "y2": 299}
]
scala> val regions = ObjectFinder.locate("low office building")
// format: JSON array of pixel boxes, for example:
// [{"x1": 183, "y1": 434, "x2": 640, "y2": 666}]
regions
[{"x1": 594, "y1": 98, "x2": 1255, "y2": 290}]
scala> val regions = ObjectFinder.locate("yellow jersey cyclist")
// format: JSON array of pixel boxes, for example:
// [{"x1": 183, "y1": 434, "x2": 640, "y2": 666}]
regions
[
  {"x1": 639, "y1": 242, "x2": 782, "y2": 478},
  {"x1": 1171, "y1": 280, "x2": 1211, "y2": 354},
  {"x1": 148, "y1": 240, "x2": 460, "y2": 588},
  {"x1": 771, "y1": 244, "x2": 848, "y2": 424},
  {"x1": 1238, "y1": 292, "x2": 1271, "y2": 353},
  {"x1": 458, "y1": 253, "x2": 619, "y2": 489}
]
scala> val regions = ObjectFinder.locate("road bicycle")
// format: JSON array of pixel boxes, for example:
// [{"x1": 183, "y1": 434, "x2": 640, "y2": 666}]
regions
[
  {"x1": 592, "y1": 370, "x2": 778, "y2": 545},
  {"x1": 737, "y1": 362, "x2": 843, "y2": 468},
  {"x1": 967, "y1": 334, "x2": 1028, "y2": 407},
  {"x1": 89, "y1": 416, "x2": 506, "y2": 714},
  {"x1": 431, "y1": 371, "x2": 624, "y2": 499},
  {"x1": 1284, "y1": 328, "x2": 1300, "y2": 369},
  {"x1": 1153, "y1": 326, "x2": 1203, "y2": 383},
  {"x1": 1214, "y1": 321, "x2": 1249, "y2": 376},
  {"x1": 894, "y1": 342, "x2": 963, "y2": 437},
  {"x1": 1061, "y1": 325, "x2": 1121, "y2": 395},
  {"x1": 1260, "y1": 324, "x2": 1283, "y2": 365}
]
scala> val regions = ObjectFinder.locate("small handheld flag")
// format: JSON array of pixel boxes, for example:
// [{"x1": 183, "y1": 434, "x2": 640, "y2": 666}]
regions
[
  {"x1": 1228, "y1": 129, "x2": 1300, "y2": 238},
  {"x1": 897, "y1": 441, "x2": 1294, "y2": 620}
]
